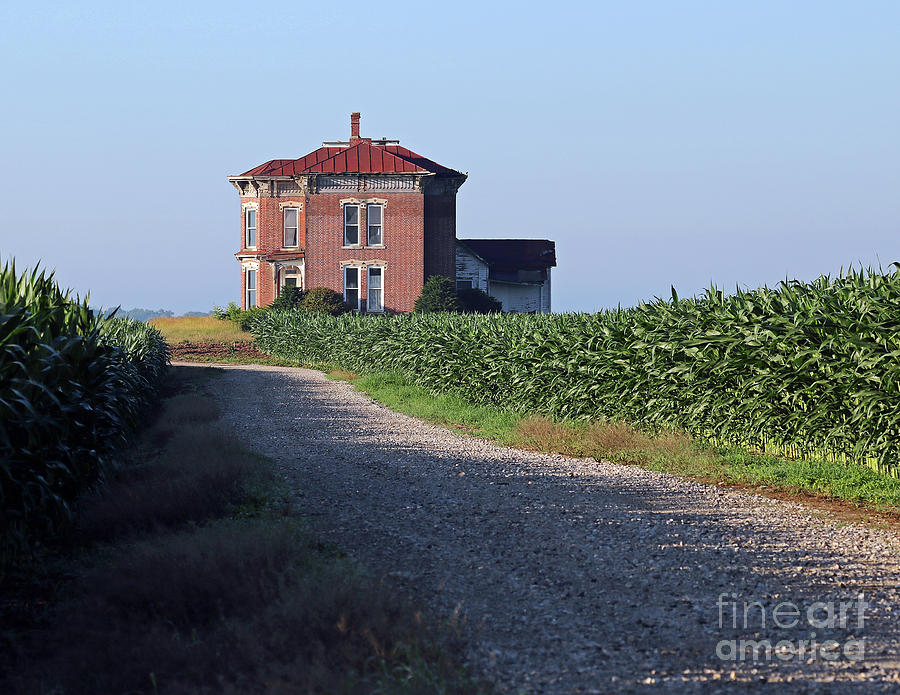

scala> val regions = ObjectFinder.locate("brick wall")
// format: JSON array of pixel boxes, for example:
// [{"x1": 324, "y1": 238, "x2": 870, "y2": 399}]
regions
[
  {"x1": 423, "y1": 191, "x2": 457, "y2": 281},
  {"x1": 235, "y1": 178, "x2": 459, "y2": 313},
  {"x1": 306, "y1": 191, "x2": 425, "y2": 313}
]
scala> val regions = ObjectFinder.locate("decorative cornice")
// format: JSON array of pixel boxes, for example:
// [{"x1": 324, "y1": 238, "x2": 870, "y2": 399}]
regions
[
  {"x1": 339, "y1": 259, "x2": 387, "y2": 268},
  {"x1": 339, "y1": 197, "x2": 388, "y2": 207}
]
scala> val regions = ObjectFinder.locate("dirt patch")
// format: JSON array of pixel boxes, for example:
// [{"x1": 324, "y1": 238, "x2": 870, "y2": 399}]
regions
[{"x1": 169, "y1": 341, "x2": 267, "y2": 361}]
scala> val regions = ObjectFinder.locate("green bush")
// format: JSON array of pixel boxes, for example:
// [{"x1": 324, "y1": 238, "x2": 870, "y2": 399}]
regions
[
  {"x1": 212, "y1": 301, "x2": 263, "y2": 330},
  {"x1": 0, "y1": 261, "x2": 169, "y2": 565},
  {"x1": 457, "y1": 287, "x2": 502, "y2": 313},
  {"x1": 270, "y1": 285, "x2": 306, "y2": 311},
  {"x1": 414, "y1": 275, "x2": 460, "y2": 312},
  {"x1": 211, "y1": 301, "x2": 240, "y2": 321},
  {"x1": 301, "y1": 287, "x2": 351, "y2": 315},
  {"x1": 251, "y1": 266, "x2": 900, "y2": 474}
]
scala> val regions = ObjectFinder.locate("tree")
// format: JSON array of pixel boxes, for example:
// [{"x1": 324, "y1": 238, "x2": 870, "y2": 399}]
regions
[
  {"x1": 301, "y1": 287, "x2": 351, "y2": 315},
  {"x1": 413, "y1": 276, "x2": 460, "y2": 312},
  {"x1": 457, "y1": 287, "x2": 502, "y2": 313}
]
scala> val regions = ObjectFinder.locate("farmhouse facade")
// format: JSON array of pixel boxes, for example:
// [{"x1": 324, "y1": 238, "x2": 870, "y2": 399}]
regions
[{"x1": 229, "y1": 114, "x2": 555, "y2": 313}]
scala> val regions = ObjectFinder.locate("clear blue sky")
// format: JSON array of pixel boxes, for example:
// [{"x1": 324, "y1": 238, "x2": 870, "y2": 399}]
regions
[{"x1": 1, "y1": 1, "x2": 898, "y2": 313}]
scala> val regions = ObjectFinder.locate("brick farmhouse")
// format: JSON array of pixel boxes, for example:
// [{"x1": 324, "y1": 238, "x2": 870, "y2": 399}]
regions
[{"x1": 228, "y1": 114, "x2": 555, "y2": 313}]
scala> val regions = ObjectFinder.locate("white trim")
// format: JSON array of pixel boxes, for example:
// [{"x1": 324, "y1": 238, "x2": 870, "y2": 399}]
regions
[
  {"x1": 338, "y1": 197, "x2": 388, "y2": 207},
  {"x1": 278, "y1": 201, "x2": 303, "y2": 210},
  {"x1": 339, "y1": 259, "x2": 387, "y2": 268}
]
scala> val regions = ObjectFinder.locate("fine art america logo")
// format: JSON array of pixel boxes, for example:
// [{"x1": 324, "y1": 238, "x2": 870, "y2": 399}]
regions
[{"x1": 715, "y1": 593, "x2": 867, "y2": 662}]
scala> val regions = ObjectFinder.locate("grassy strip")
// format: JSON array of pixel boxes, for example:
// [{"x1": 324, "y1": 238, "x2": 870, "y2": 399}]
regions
[
  {"x1": 2, "y1": 365, "x2": 485, "y2": 695},
  {"x1": 150, "y1": 316, "x2": 249, "y2": 343},
  {"x1": 335, "y1": 369, "x2": 900, "y2": 515}
]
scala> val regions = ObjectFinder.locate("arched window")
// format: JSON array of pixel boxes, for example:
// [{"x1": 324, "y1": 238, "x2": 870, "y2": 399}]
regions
[{"x1": 280, "y1": 265, "x2": 302, "y2": 289}]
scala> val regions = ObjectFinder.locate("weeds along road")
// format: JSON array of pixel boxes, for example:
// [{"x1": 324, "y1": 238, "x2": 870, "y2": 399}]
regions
[{"x1": 195, "y1": 362, "x2": 900, "y2": 693}]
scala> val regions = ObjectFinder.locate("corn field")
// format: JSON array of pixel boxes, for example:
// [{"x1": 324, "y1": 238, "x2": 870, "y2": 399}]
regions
[
  {"x1": 1, "y1": 261, "x2": 170, "y2": 564},
  {"x1": 251, "y1": 266, "x2": 900, "y2": 475}
]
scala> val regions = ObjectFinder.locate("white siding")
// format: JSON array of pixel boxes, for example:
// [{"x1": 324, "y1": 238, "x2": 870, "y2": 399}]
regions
[
  {"x1": 541, "y1": 268, "x2": 551, "y2": 313},
  {"x1": 455, "y1": 244, "x2": 489, "y2": 291},
  {"x1": 489, "y1": 282, "x2": 544, "y2": 313}
]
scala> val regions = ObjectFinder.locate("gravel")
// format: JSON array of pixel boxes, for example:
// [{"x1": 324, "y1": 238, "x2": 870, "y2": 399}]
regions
[{"x1": 198, "y1": 363, "x2": 900, "y2": 693}]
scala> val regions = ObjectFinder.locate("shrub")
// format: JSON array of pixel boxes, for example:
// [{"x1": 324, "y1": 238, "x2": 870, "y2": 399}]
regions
[
  {"x1": 414, "y1": 275, "x2": 460, "y2": 312},
  {"x1": 212, "y1": 301, "x2": 264, "y2": 330},
  {"x1": 300, "y1": 287, "x2": 351, "y2": 315},
  {"x1": 211, "y1": 301, "x2": 241, "y2": 321},
  {"x1": 269, "y1": 285, "x2": 305, "y2": 311},
  {"x1": 457, "y1": 287, "x2": 502, "y2": 313}
]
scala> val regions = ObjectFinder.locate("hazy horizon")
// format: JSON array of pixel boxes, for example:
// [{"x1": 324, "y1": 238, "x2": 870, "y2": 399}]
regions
[{"x1": 2, "y1": 1, "x2": 898, "y2": 314}]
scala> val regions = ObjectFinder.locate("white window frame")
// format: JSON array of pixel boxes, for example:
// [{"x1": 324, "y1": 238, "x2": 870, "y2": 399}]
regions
[
  {"x1": 367, "y1": 266, "x2": 384, "y2": 313},
  {"x1": 344, "y1": 266, "x2": 360, "y2": 311},
  {"x1": 343, "y1": 204, "x2": 360, "y2": 246},
  {"x1": 246, "y1": 268, "x2": 257, "y2": 308},
  {"x1": 245, "y1": 208, "x2": 257, "y2": 249},
  {"x1": 280, "y1": 265, "x2": 302, "y2": 289},
  {"x1": 366, "y1": 203, "x2": 383, "y2": 246},
  {"x1": 456, "y1": 279, "x2": 473, "y2": 291},
  {"x1": 283, "y1": 208, "x2": 299, "y2": 248}
]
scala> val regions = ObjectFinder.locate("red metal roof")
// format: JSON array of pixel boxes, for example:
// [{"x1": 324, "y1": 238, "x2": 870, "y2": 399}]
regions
[{"x1": 237, "y1": 141, "x2": 459, "y2": 177}]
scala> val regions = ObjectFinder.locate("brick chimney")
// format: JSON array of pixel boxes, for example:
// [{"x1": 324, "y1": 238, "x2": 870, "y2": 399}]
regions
[{"x1": 350, "y1": 112, "x2": 360, "y2": 140}]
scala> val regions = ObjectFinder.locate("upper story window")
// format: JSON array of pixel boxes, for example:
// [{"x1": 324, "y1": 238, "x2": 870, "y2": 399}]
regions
[
  {"x1": 245, "y1": 208, "x2": 257, "y2": 248},
  {"x1": 344, "y1": 266, "x2": 360, "y2": 310},
  {"x1": 367, "y1": 204, "x2": 383, "y2": 246},
  {"x1": 283, "y1": 208, "x2": 299, "y2": 247},
  {"x1": 344, "y1": 204, "x2": 360, "y2": 246}
]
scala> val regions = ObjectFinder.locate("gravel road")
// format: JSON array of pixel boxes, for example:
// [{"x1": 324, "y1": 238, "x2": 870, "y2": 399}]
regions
[{"x1": 195, "y1": 363, "x2": 900, "y2": 693}]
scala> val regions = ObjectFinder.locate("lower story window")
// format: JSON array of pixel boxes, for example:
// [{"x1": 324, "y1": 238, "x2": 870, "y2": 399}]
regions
[
  {"x1": 246, "y1": 269, "x2": 257, "y2": 307},
  {"x1": 456, "y1": 279, "x2": 473, "y2": 291},
  {"x1": 344, "y1": 266, "x2": 360, "y2": 310},
  {"x1": 281, "y1": 265, "x2": 302, "y2": 288},
  {"x1": 367, "y1": 266, "x2": 383, "y2": 312}
]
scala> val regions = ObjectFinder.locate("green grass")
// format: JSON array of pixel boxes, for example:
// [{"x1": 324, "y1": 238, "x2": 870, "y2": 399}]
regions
[
  {"x1": 150, "y1": 315, "x2": 250, "y2": 343},
  {"x1": 335, "y1": 369, "x2": 900, "y2": 513},
  {"x1": 344, "y1": 370, "x2": 521, "y2": 441},
  {"x1": 2, "y1": 365, "x2": 487, "y2": 695}
]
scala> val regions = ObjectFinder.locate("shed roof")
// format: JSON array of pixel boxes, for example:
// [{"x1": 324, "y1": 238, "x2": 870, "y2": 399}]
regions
[{"x1": 458, "y1": 239, "x2": 557, "y2": 271}]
